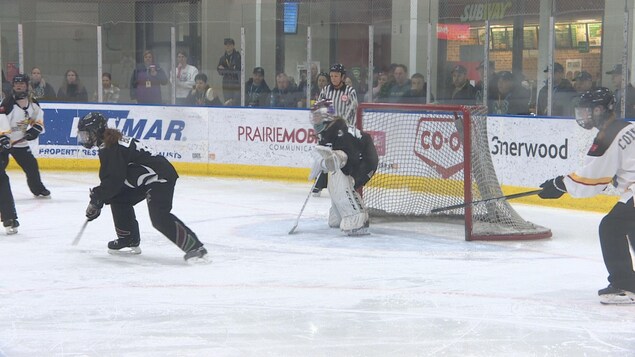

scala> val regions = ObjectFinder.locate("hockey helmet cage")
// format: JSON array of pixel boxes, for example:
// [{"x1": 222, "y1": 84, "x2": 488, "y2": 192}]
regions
[
  {"x1": 77, "y1": 112, "x2": 108, "y2": 149},
  {"x1": 575, "y1": 87, "x2": 615, "y2": 130},
  {"x1": 11, "y1": 74, "x2": 30, "y2": 100},
  {"x1": 310, "y1": 99, "x2": 335, "y2": 133},
  {"x1": 329, "y1": 63, "x2": 346, "y2": 76}
]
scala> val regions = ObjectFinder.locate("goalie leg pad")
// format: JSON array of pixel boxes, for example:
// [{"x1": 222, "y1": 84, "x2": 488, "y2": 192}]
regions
[
  {"x1": 327, "y1": 170, "x2": 369, "y2": 234},
  {"x1": 328, "y1": 205, "x2": 342, "y2": 228}
]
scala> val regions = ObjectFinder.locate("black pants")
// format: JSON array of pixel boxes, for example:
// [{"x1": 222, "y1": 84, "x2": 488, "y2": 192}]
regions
[
  {"x1": 0, "y1": 152, "x2": 17, "y2": 222},
  {"x1": 109, "y1": 180, "x2": 202, "y2": 253},
  {"x1": 2, "y1": 146, "x2": 47, "y2": 195},
  {"x1": 599, "y1": 199, "x2": 635, "y2": 291}
]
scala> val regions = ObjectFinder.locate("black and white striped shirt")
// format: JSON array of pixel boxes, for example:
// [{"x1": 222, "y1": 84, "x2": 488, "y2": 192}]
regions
[{"x1": 318, "y1": 84, "x2": 358, "y2": 126}]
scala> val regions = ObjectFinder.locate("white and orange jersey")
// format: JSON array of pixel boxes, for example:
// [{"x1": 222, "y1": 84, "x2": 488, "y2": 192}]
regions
[
  {"x1": 563, "y1": 120, "x2": 635, "y2": 203},
  {"x1": 0, "y1": 98, "x2": 44, "y2": 148}
]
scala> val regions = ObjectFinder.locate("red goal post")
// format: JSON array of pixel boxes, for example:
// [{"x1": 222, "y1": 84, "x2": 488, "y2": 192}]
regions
[{"x1": 356, "y1": 103, "x2": 551, "y2": 241}]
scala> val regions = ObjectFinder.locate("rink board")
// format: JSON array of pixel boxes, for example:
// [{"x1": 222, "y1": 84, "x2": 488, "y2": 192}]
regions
[{"x1": 6, "y1": 102, "x2": 618, "y2": 212}]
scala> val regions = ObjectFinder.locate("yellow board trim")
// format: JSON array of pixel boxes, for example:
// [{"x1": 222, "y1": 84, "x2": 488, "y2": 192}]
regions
[{"x1": 6, "y1": 158, "x2": 617, "y2": 214}]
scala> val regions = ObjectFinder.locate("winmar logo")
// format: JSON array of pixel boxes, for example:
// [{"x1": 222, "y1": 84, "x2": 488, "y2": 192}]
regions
[{"x1": 490, "y1": 136, "x2": 568, "y2": 159}]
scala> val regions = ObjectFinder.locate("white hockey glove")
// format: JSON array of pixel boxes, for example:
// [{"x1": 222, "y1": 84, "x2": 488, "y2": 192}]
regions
[
  {"x1": 314, "y1": 146, "x2": 347, "y2": 172},
  {"x1": 308, "y1": 157, "x2": 327, "y2": 180}
]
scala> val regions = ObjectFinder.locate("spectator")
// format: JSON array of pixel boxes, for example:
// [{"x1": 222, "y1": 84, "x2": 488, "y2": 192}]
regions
[
  {"x1": 536, "y1": 62, "x2": 574, "y2": 116},
  {"x1": 475, "y1": 60, "x2": 497, "y2": 104},
  {"x1": 402, "y1": 73, "x2": 433, "y2": 104},
  {"x1": 57, "y1": 69, "x2": 88, "y2": 102},
  {"x1": 344, "y1": 76, "x2": 359, "y2": 92},
  {"x1": 185, "y1": 73, "x2": 222, "y2": 106},
  {"x1": 311, "y1": 72, "x2": 330, "y2": 104},
  {"x1": 364, "y1": 72, "x2": 388, "y2": 102},
  {"x1": 30, "y1": 67, "x2": 56, "y2": 101},
  {"x1": 488, "y1": 71, "x2": 530, "y2": 115},
  {"x1": 245, "y1": 67, "x2": 271, "y2": 107},
  {"x1": 270, "y1": 72, "x2": 299, "y2": 108},
  {"x1": 0, "y1": 71, "x2": 10, "y2": 101},
  {"x1": 441, "y1": 64, "x2": 477, "y2": 105},
  {"x1": 217, "y1": 38, "x2": 241, "y2": 105},
  {"x1": 565, "y1": 71, "x2": 595, "y2": 116},
  {"x1": 378, "y1": 64, "x2": 411, "y2": 103},
  {"x1": 173, "y1": 50, "x2": 198, "y2": 105},
  {"x1": 129, "y1": 50, "x2": 168, "y2": 104},
  {"x1": 606, "y1": 64, "x2": 635, "y2": 119},
  {"x1": 93, "y1": 72, "x2": 120, "y2": 103}
]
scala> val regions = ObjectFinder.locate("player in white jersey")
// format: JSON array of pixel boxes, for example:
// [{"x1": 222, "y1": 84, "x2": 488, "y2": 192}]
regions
[
  {"x1": 538, "y1": 87, "x2": 635, "y2": 305},
  {"x1": 314, "y1": 64, "x2": 359, "y2": 196},
  {"x1": 0, "y1": 74, "x2": 50, "y2": 198}
]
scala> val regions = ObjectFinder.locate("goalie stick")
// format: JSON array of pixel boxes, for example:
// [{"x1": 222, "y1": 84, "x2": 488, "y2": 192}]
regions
[
  {"x1": 288, "y1": 178, "x2": 319, "y2": 235},
  {"x1": 430, "y1": 189, "x2": 543, "y2": 214},
  {"x1": 71, "y1": 220, "x2": 89, "y2": 246}
]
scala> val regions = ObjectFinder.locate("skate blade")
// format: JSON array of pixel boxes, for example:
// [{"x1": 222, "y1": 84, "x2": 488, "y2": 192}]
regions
[
  {"x1": 108, "y1": 246, "x2": 142, "y2": 255},
  {"x1": 34, "y1": 195, "x2": 52, "y2": 199},
  {"x1": 186, "y1": 255, "x2": 211, "y2": 265},
  {"x1": 5, "y1": 227, "x2": 18, "y2": 235},
  {"x1": 345, "y1": 228, "x2": 370, "y2": 236},
  {"x1": 600, "y1": 293, "x2": 635, "y2": 305}
]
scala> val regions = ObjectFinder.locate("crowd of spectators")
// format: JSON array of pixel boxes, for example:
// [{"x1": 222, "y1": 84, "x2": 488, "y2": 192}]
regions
[{"x1": 6, "y1": 37, "x2": 628, "y2": 118}]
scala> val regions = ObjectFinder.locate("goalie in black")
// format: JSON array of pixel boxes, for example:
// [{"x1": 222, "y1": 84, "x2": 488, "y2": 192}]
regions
[
  {"x1": 309, "y1": 100, "x2": 378, "y2": 236},
  {"x1": 538, "y1": 87, "x2": 635, "y2": 305},
  {"x1": 77, "y1": 112, "x2": 207, "y2": 262}
]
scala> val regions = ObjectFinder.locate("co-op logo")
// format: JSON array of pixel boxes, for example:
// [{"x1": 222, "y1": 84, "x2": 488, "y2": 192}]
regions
[{"x1": 413, "y1": 117, "x2": 464, "y2": 178}]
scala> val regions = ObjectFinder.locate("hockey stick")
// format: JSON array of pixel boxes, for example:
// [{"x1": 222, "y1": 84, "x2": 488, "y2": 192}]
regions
[
  {"x1": 288, "y1": 178, "x2": 320, "y2": 235},
  {"x1": 71, "y1": 220, "x2": 89, "y2": 246},
  {"x1": 430, "y1": 189, "x2": 543, "y2": 214}
]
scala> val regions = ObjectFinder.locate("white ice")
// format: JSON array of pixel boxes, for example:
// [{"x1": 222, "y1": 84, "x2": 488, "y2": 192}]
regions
[{"x1": 1, "y1": 171, "x2": 634, "y2": 357}]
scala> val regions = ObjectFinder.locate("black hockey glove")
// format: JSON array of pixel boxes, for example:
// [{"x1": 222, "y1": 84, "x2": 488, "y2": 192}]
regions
[
  {"x1": 86, "y1": 189, "x2": 104, "y2": 221},
  {"x1": 538, "y1": 176, "x2": 567, "y2": 199},
  {"x1": 0, "y1": 135, "x2": 10, "y2": 151},
  {"x1": 25, "y1": 124, "x2": 43, "y2": 141}
]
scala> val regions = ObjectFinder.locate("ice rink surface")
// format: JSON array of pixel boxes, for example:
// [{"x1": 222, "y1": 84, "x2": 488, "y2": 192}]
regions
[{"x1": 1, "y1": 171, "x2": 634, "y2": 357}]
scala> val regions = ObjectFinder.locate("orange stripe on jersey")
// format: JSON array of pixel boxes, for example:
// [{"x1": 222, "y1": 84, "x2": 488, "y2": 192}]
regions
[{"x1": 568, "y1": 173, "x2": 613, "y2": 186}]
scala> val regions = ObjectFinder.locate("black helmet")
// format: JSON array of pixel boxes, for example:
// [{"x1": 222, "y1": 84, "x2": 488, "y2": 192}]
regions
[
  {"x1": 329, "y1": 63, "x2": 346, "y2": 76},
  {"x1": 77, "y1": 112, "x2": 107, "y2": 149},
  {"x1": 12, "y1": 74, "x2": 29, "y2": 84},
  {"x1": 575, "y1": 87, "x2": 615, "y2": 130},
  {"x1": 12, "y1": 74, "x2": 30, "y2": 100}
]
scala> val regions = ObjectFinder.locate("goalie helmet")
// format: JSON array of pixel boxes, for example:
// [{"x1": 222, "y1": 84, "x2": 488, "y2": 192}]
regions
[
  {"x1": 574, "y1": 87, "x2": 615, "y2": 130},
  {"x1": 310, "y1": 99, "x2": 335, "y2": 133},
  {"x1": 77, "y1": 112, "x2": 107, "y2": 149},
  {"x1": 12, "y1": 73, "x2": 29, "y2": 100}
]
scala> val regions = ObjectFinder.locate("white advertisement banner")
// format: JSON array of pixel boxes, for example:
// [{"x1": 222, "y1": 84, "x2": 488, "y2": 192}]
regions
[{"x1": 208, "y1": 107, "x2": 316, "y2": 167}]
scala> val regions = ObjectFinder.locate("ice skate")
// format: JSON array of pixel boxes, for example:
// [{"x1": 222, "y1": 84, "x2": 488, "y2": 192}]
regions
[
  {"x1": 3, "y1": 219, "x2": 19, "y2": 235},
  {"x1": 345, "y1": 219, "x2": 370, "y2": 236},
  {"x1": 312, "y1": 187, "x2": 322, "y2": 197},
  {"x1": 184, "y1": 246, "x2": 209, "y2": 264},
  {"x1": 598, "y1": 284, "x2": 635, "y2": 305},
  {"x1": 107, "y1": 238, "x2": 141, "y2": 255},
  {"x1": 34, "y1": 188, "x2": 51, "y2": 199}
]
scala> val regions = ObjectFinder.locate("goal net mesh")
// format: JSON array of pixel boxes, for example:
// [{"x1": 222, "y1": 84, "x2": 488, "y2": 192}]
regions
[{"x1": 358, "y1": 103, "x2": 551, "y2": 241}]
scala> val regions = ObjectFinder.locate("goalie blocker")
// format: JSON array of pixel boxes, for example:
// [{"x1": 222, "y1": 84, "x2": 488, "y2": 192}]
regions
[{"x1": 310, "y1": 100, "x2": 378, "y2": 236}]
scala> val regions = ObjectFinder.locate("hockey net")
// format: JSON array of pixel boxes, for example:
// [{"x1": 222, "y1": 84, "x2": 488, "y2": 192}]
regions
[{"x1": 357, "y1": 103, "x2": 551, "y2": 241}]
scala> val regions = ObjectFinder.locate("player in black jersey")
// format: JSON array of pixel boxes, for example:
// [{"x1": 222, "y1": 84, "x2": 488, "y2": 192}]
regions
[
  {"x1": 314, "y1": 64, "x2": 359, "y2": 196},
  {"x1": 77, "y1": 112, "x2": 207, "y2": 262},
  {"x1": 309, "y1": 100, "x2": 377, "y2": 235}
]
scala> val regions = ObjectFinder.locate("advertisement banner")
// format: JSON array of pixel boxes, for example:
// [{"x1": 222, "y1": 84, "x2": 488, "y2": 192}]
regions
[
  {"x1": 488, "y1": 116, "x2": 596, "y2": 187},
  {"x1": 208, "y1": 107, "x2": 317, "y2": 167},
  {"x1": 38, "y1": 103, "x2": 208, "y2": 162}
]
